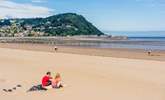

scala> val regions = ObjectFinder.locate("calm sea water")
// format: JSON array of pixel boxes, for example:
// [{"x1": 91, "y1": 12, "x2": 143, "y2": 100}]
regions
[
  {"x1": 64, "y1": 31, "x2": 165, "y2": 50},
  {"x1": 107, "y1": 31, "x2": 165, "y2": 50},
  {"x1": 113, "y1": 37, "x2": 165, "y2": 50},
  {"x1": 61, "y1": 37, "x2": 165, "y2": 50}
]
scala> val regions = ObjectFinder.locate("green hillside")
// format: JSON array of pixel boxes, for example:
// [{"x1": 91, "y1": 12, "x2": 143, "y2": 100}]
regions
[{"x1": 0, "y1": 13, "x2": 104, "y2": 37}]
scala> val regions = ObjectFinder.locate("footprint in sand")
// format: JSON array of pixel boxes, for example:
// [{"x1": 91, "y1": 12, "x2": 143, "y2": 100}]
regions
[
  {"x1": 2, "y1": 84, "x2": 22, "y2": 92},
  {"x1": 17, "y1": 84, "x2": 22, "y2": 87}
]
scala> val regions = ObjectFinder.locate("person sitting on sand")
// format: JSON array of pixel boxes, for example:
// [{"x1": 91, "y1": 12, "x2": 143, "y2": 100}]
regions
[
  {"x1": 51, "y1": 73, "x2": 63, "y2": 88},
  {"x1": 41, "y1": 71, "x2": 53, "y2": 89}
]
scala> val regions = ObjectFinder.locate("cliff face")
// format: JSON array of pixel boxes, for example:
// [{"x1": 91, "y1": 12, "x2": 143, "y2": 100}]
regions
[{"x1": 0, "y1": 13, "x2": 104, "y2": 37}]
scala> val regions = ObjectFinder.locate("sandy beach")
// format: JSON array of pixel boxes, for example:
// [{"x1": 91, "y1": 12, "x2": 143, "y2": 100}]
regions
[
  {"x1": 0, "y1": 45, "x2": 165, "y2": 100},
  {"x1": 0, "y1": 43, "x2": 165, "y2": 61}
]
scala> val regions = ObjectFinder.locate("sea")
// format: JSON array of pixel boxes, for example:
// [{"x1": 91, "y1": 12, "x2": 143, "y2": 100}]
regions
[
  {"x1": 107, "y1": 31, "x2": 165, "y2": 50},
  {"x1": 107, "y1": 37, "x2": 165, "y2": 50},
  {"x1": 68, "y1": 31, "x2": 165, "y2": 51}
]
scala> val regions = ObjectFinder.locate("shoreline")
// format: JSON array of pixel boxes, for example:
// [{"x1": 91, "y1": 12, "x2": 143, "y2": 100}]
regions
[{"x1": 0, "y1": 43, "x2": 165, "y2": 61}]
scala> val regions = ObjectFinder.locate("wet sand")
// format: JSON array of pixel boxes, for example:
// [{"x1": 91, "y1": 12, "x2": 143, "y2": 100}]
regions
[{"x1": 0, "y1": 43, "x2": 165, "y2": 61}]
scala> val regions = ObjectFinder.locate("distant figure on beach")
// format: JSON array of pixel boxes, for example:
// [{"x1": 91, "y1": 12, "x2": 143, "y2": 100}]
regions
[
  {"x1": 51, "y1": 73, "x2": 63, "y2": 88},
  {"x1": 41, "y1": 72, "x2": 52, "y2": 89},
  {"x1": 54, "y1": 46, "x2": 58, "y2": 52},
  {"x1": 147, "y1": 50, "x2": 152, "y2": 56}
]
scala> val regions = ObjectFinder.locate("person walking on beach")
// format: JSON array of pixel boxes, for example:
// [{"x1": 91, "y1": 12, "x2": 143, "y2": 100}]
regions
[
  {"x1": 54, "y1": 46, "x2": 58, "y2": 52},
  {"x1": 147, "y1": 50, "x2": 152, "y2": 56},
  {"x1": 41, "y1": 72, "x2": 53, "y2": 89}
]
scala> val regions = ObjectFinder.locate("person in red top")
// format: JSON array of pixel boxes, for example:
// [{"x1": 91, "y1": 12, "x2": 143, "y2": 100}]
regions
[{"x1": 42, "y1": 72, "x2": 52, "y2": 89}]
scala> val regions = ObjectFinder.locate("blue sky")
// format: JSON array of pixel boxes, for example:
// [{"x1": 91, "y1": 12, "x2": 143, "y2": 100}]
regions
[{"x1": 0, "y1": 0, "x2": 165, "y2": 34}]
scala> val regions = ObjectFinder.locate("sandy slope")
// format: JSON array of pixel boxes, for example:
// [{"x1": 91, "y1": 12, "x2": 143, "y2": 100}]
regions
[{"x1": 0, "y1": 48, "x2": 165, "y2": 100}]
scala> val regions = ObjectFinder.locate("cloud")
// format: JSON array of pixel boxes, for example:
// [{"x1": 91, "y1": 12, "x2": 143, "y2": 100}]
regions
[
  {"x1": 31, "y1": 0, "x2": 47, "y2": 3},
  {"x1": 0, "y1": 0, "x2": 54, "y2": 19}
]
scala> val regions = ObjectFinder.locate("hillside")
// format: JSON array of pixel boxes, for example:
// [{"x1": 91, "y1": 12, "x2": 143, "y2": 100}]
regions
[{"x1": 0, "y1": 13, "x2": 104, "y2": 37}]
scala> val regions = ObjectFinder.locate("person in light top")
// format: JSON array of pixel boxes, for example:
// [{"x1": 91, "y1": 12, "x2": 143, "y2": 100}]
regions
[{"x1": 51, "y1": 73, "x2": 63, "y2": 88}]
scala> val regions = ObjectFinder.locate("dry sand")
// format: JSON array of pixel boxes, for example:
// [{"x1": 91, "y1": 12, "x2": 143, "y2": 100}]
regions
[{"x1": 0, "y1": 47, "x2": 165, "y2": 100}]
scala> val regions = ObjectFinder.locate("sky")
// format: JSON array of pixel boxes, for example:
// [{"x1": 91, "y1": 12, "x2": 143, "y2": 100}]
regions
[{"x1": 0, "y1": 0, "x2": 165, "y2": 34}]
